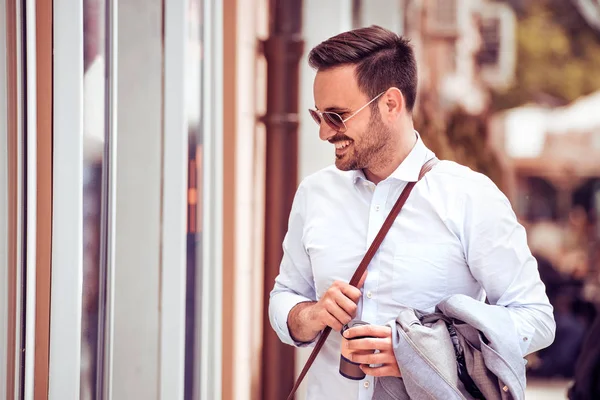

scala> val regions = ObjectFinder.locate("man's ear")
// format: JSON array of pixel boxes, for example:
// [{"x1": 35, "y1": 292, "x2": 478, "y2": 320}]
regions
[{"x1": 381, "y1": 88, "x2": 405, "y2": 121}]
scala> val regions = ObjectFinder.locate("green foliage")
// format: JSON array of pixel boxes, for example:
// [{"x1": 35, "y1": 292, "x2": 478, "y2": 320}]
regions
[
  {"x1": 417, "y1": 1, "x2": 600, "y2": 191},
  {"x1": 492, "y1": 1, "x2": 600, "y2": 110}
]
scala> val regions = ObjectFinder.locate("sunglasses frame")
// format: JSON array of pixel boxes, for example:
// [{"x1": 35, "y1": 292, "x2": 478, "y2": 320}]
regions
[{"x1": 309, "y1": 91, "x2": 386, "y2": 133}]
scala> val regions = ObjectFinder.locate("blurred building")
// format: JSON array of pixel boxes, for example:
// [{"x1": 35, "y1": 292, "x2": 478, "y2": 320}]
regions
[
  {"x1": 489, "y1": 90, "x2": 600, "y2": 294},
  {"x1": 490, "y1": 91, "x2": 600, "y2": 210}
]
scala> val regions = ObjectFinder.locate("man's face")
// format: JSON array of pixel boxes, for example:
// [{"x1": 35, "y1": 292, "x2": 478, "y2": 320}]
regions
[{"x1": 313, "y1": 66, "x2": 392, "y2": 171}]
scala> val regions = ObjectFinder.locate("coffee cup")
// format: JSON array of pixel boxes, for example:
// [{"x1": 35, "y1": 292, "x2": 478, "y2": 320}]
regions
[{"x1": 339, "y1": 320, "x2": 371, "y2": 380}]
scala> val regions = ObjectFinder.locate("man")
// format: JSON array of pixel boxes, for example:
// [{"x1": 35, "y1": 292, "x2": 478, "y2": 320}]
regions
[{"x1": 268, "y1": 25, "x2": 555, "y2": 399}]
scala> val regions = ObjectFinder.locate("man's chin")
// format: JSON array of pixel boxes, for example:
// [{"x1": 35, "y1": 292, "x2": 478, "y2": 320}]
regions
[{"x1": 334, "y1": 158, "x2": 358, "y2": 172}]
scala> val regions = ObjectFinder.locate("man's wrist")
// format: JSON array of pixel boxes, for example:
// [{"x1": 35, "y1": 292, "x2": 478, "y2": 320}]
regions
[{"x1": 288, "y1": 301, "x2": 320, "y2": 343}]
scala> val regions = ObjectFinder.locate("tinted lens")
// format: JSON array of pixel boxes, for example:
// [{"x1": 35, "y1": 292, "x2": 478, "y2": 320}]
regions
[
  {"x1": 308, "y1": 109, "x2": 321, "y2": 126},
  {"x1": 323, "y1": 112, "x2": 346, "y2": 132}
]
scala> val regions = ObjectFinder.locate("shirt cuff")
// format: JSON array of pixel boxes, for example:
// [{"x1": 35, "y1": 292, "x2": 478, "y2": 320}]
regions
[
  {"x1": 507, "y1": 311, "x2": 536, "y2": 356},
  {"x1": 270, "y1": 292, "x2": 319, "y2": 347}
]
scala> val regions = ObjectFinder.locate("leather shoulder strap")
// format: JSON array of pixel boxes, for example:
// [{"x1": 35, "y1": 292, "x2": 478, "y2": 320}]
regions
[{"x1": 286, "y1": 157, "x2": 440, "y2": 400}]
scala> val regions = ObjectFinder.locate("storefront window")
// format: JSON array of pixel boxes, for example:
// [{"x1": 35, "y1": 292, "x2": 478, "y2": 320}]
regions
[
  {"x1": 82, "y1": 0, "x2": 107, "y2": 398},
  {"x1": 186, "y1": 0, "x2": 203, "y2": 398}
]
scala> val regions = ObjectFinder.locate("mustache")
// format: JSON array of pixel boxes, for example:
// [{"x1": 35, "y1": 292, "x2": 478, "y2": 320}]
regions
[{"x1": 328, "y1": 134, "x2": 353, "y2": 143}]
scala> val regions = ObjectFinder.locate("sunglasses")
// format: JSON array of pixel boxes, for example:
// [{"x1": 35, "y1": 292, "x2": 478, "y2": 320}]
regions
[{"x1": 308, "y1": 91, "x2": 385, "y2": 133}]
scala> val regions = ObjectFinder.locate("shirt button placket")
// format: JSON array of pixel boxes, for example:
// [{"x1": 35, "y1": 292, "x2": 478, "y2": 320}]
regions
[{"x1": 359, "y1": 377, "x2": 374, "y2": 400}]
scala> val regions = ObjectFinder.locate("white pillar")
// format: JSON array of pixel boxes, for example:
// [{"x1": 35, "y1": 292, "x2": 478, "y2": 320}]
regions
[
  {"x1": 160, "y1": 0, "x2": 189, "y2": 397},
  {"x1": 50, "y1": 0, "x2": 84, "y2": 397},
  {"x1": 112, "y1": 0, "x2": 163, "y2": 397}
]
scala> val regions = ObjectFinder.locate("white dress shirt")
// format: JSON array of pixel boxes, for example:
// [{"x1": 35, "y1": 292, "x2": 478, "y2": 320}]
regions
[{"x1": 269, "y1": 133, "x2": 555, "y2": 400}]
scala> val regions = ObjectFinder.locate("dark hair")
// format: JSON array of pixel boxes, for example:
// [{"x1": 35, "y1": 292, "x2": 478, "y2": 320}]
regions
[{"x1": 308, "y1": 25, "x2": 417, "y2": 112}]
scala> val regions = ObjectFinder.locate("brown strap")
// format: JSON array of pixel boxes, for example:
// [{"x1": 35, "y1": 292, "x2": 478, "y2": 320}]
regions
[{"x1": 286, "y1": 157, "x2": 440, "y2": 400}]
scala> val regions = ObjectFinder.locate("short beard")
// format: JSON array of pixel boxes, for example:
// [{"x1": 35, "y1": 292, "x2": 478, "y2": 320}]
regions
[{"x1": 335, "y1": 111, "x2": 393, "y2": 172}]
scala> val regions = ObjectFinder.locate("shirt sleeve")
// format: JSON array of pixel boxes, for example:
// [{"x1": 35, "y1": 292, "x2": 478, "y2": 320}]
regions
[
  {"x1": 460, "y1": 175, "x2": 556, "y2": 356},
  {"x1": 268, "y1": 182, "x2": 319, "y2": 347}
]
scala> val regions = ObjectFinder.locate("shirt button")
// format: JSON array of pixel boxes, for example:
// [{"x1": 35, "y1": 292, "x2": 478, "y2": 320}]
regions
[
  {"x1": 523, "y1": 337, "x2": 528, "y2": 342},
  {"x1": 364, "y1": 381, "x2": 370, "y2": 388},
  {"x1": 366, "y1": 291, "x2": 373, "y2": 299},
  {"x1": 374, "y1": 205, "x2": 380, "y2": 211}
]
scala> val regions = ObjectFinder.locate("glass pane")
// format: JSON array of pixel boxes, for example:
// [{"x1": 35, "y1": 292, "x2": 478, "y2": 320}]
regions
[
  {"x1": 185, "y1": 0, "x2": 203, "y2": 397},
  {"x1": 82, "y1": 0, "x2": 107, "y2": 398}
]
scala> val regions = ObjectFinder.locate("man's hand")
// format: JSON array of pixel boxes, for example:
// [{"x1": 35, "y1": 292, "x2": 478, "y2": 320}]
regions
[
  {"x1": 306, "y1": 280, "x2": 362, "y2": 332},
  {"x1": 288, "y1": 273, "x2": 367, "y2": 343},
  {"x1": 343, "y1": 324, "x2": 401, "y2": 377}
]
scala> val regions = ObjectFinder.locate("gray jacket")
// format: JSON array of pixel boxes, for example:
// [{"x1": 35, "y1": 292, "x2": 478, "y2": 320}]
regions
[{"x1": 372, "y1": 294, "x2": 526, "y2": 400}]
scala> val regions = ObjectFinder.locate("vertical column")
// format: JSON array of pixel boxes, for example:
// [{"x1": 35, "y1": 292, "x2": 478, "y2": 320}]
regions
[
  {"x1": 50, "y1": 0, "x2": 84, "y2": 398},
  {"x1": 23, "y1": 1, "x2": 38, "y2": 398},
  {"x1": 197, "y1": 0, "x2": 224, "y2": 399},
  {"x1": 261, "y1": 1, "x2": 304, "y2": 399},
  {"x1": 222, "y1": 0, "x2": 236, "y2": 398},
  {"x1": 4, "y1": 0, "x2": 23, "y2": 397},
  {"x1": 0, "y1": 0, "x2": 9, "y2": 395},
  {"x1": 111, "y1": 0, "x2": 162, "y2": 398},
  {"x1": 160, "y1": 0, "x2": 188, "y2": 397},
  {"x1": 34, "y1": 0, "x2": 53, "y2": 397},
  {"x1": 99, "y1": 0, "x2": 118, "y2": 397}
]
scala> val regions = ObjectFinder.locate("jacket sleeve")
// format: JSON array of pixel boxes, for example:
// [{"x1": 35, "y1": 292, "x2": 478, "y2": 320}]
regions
[
  {"x1": 460, "y1": 174, "x2": 556, "y2": 356},
  {"x1": 268, "y1": 182, "x2": 319, "y2": 347}
]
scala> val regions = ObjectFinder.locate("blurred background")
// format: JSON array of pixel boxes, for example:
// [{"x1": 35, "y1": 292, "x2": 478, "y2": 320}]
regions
[{"x1": 1, "y1": 0, "x2": 600, "y2": 399}]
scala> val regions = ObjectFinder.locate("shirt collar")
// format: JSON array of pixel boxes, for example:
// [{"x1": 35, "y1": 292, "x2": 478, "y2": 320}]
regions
[{"x1": 352, "y1": 131, "x2": 432, "y2": 184}]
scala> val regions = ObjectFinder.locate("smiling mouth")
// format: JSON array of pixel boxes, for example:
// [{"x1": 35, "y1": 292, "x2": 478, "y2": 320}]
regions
[{"x1": 334, "y1": 140, "x2": 352, "y2": 150}]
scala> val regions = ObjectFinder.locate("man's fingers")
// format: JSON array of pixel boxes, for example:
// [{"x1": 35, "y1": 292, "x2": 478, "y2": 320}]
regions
[
  {"x1": 346, "y1": 337, "x2": 389, "y2": 351},
  {"x1": 333, "y1": 291, "x2": 358, "y2": 318},
  {"x1": 340, "y1": 284, "x2": 362, "y2": 303},
  {"x1": 325, "y1": 300, "x2": 352, "y2": 327},
  {"x1": 350, "y1": 351, "x2": 388, "y2": 365},
  {"x1": 345, "y1": 349, "x2": 372, "y2": 357},
  {"x1": 324, "y1": 311, "x2": 344, "y2": 332},
  {"x1": 344, "y1": 324, "x2": 391, "y2": 339}
]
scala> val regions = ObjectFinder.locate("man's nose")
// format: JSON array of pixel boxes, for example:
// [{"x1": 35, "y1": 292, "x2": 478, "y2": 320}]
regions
[{"x1": 318, "y1": 121, "x2": 336, "y2": 142}]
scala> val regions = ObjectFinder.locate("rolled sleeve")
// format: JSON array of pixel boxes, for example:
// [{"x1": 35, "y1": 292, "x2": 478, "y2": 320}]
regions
[
  {"x1": 269, "y1": 292, "x2": 319, "y2": 347},
  {"x1": 461, "y1": 175, "x2": 556, "y2": 356},
  {"x1": 268, "y1": 183, "x2": 319, "y2": 347}
]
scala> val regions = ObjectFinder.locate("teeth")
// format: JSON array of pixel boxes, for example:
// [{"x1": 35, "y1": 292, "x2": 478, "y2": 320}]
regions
[{"x1": 335, "y1": 140, "x2": 351, "y2": 149}]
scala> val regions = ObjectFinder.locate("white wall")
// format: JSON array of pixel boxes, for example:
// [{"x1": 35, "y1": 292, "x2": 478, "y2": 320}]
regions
[
  {"x1": 298, "y1": 0, "x2": 353, "y2": 181},
  {"x1": 359, "y1": 0, "x2": 405, "y2": 34}
]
